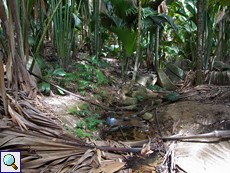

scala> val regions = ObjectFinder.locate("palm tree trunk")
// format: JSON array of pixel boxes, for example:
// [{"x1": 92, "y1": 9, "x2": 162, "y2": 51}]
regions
[
  {"x1": 94, "y1": 0, "x2": 99, "y2": 59},
  {"x1": 155, "y1": 26, "x2": 159, "y2": 71},
  {"x1": 195, "y1": 0, "x2": 204, "y2": 85},
  {"x1": 216, "y1": 19, "x2": 223, "y2": 61},
  {"x1": 124, "y1": 0, "x2": 141, "y2": 94},
  {"x1": 8, "y1": 1, "x2": 25, "y2": 64}
]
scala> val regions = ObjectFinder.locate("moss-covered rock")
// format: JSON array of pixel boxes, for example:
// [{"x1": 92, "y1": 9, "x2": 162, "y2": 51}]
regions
[
  {"x1": 122, "y1": 97, "x2": 138, "y2": 106},
  {"x1": 142, "y1": 113, "x2": 153, "y2": 120},
  {"x1": 121, "y1": 105, "x2": 139, "y2": 111},
  {"x1": 132, "y1": 86, "x2": 148, "y2": 101}
]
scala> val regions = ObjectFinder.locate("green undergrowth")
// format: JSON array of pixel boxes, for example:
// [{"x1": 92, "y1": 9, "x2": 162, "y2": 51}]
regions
[
  {"x1": 147, "y1": 85, "x2": 166, "y2": 91},
  {"x1": 68, "y1": 103, "x2": 103, "y2": 138},
  {"x1": 60, "y1": 57, "x2": 114, "y2": 94},
  {"x1": 63, "y1": 124, "x2": 93, "y2": 139},
  {"x1": 39, "y1": 55, "x2": 115, "y2": 95},
  {"x1": 166, "y1": 92, "x2": 179, "y2": 102}
]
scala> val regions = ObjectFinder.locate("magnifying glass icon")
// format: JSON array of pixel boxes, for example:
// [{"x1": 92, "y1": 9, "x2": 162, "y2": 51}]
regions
[{"x1": 3, "y1": 154, "x2": 18, "y2": 170}]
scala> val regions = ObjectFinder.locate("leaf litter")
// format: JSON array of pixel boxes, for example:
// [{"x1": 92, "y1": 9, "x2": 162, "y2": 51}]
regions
[{"x1": 0, "y1": 89, "x2": 163, "y2": 172}]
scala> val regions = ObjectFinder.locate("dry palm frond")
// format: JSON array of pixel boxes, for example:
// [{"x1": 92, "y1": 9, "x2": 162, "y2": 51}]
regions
[
  {"x1": 0, "y1": 91, "x2": 163, "y2": 172},
  {"x1": 0, "y1": 128, "x2": 127, "y2": 172}
]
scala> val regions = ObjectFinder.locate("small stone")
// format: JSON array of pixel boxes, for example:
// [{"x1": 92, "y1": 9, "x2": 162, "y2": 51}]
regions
[
  {"x1": 122, "y1": 97, "x2": 138, "y2": 106},
  {"x1": 110, "y1": 125, "x2": 120, "y2": 132},
  {"x1": 123, "y1": 124, "x2": 131, "y2": 129},
  {"x1": 149, "y1": 118, "x2": 155, "y2": 123},
  {"x1": 155, "y1": 99, "x2": 163, "y2": 105},
  {"x1": 132, "y1": 86, "x2": 149, "y2": 100},
  {"x1": 142, "y1": 113, "x2": 153, "y2": 120},
  {"x1": 121, "y1": 105, "x2": 139, "y2": 111},
  {"x1": 124, "y1": 117, "x2": 131, "y2": 121}
]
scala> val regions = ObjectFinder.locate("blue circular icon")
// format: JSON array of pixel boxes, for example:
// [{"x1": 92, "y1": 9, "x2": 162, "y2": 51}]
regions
[
  {"x1": 3, "y1": 154, "x2": 14, "y2": 165},
  {"x1": 3, "y1": 154, "x2": 18, "y2": 170}
]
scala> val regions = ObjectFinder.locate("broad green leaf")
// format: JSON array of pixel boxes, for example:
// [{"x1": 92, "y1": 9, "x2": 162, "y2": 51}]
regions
[
  {"x1": 28, "y1": 0, "x2": 36, "y2": 17},
  {"x1": 28, "y1": 36, "x2": 36, "y2": 46},
  {"x1": 158, "y1": 13, "x2": 178, "y2": 34},
  {"x1": 111, "y1": 16, "x2": 124, "y2": 28},
  {"x1": 81, "y1": 104, "x2": 88, "y2": 109},
  {"x1": 111, "y1": 27, "x2": 137, "y2": 56},
  {"x1": 53, "y1": 68, "x2": 66, "y2": 76},
  {"x1": 83, "y1": 109, "x2": 91, "y2": 115},
  {"x1": 185, "y1": 0, "x2": 197, "y2": 16},
  {"x1": 72, "y1": 13, "x2": 82, "y2": 28},
  {"x1": 40, "y1": 82, "x2": 50, "y2": 93}
]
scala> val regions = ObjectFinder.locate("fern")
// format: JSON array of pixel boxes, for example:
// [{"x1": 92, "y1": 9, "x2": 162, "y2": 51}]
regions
[
  {"x1": 95, "y1": 69, "x2": 109, "y2": 85},
  {"x1": 166, "y1": 92, "x2": 179, "y2": 102},
  {"x1": 62, "y1": 57, "x2": 111, "y2": 93},
  {"x1": 77, "y1": 71, "x2": 93, "y2": 81},
  {"x1": 125, "y1": 7, "x2": 138, "y2": 17},
  {"x1": 86, "y1": 117, "x2": 102, "y2": 131},
  {"x1": 88, "y1": 55, "x2": 110, "y2": 67}
]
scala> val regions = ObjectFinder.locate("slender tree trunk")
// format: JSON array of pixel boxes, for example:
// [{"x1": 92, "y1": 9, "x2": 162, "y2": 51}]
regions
[
  {"x1": 22, "y1": 0, "x2": 30, "y2": 63},
  {"x1": 195, "y1": 0, "x2": 203, "y2": 85},
  {"x1": 124, "y1": 0, "x2": 141, "y2": 94},
  {"x1": 155, "y1": 26, "x2": 159, "y2": 72},
  {"x1": 216, "y1": 19, "x2": 223, "y2": 61},
  {"x1": 8, "y1": 1, "x2": 25, "y2": 64},
  {"x1": 0, "y1": 0, "x2": 9, "y2": 40},
  {"x1": 150, "y1": 30, "x2": 155, "y2": 69},
  {"x1": 94, "y1": 0, "x2": 99, "y2": 59}
]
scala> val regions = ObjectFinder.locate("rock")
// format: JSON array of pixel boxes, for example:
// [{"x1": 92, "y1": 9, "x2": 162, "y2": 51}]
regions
[
  {"x1": 212, "y1": 61, "x2": 230, "y2": 71},
  {"x1": 206, "y1": 71, "x2": 230, "y2": 85},
  {"x1": 174, "y1": 59, "x2": 192, "y2": 71},
  {"x1": 165, "y1": 63, "x2": 186, "y2": 83},
  {"x1": 149, "y1": 118, "x2": 155, "y2": 123},
  {"x1": 223, "y1": 71, "x2": 230, "y2": 85},
  {"x1": 142, "y1": 113, "x2": 153, "y2": 120},
  {"x1": 123, "y1": 124, "x2": 131, "y2": 130},
  {"x1": 155, "y1": 99, "x2": 163, "y2": 105},
  {"x1": 110, "y1": 125, "x2": 120, "y2": 132},
  {"x1": 121, "y1": 105, "x2": 139, "y2": 111},
  {"x1": 136, "y1": 74, "x2": 157, "y2": 86},
  {"x1": 124, "y1": 117, "x2": 131, "y2": 121},
  {"x1": 216, "y1": 71, "x2": 223, "y2": 85},
  {"x1": 165, "y1": 68, "x2": 183, "y2": 83},
  {"x1": 26, "y1": 56, "x2": 42, "y2": 83},
  {"x1": 122, "y1": 97, "x2": 138, "y2": 106},
  {"x1": 167, "y1": 63, "x2": 186, "y2": 79},
  {"x1": 132, "y1": 86, "x2": 148, "y2": 101},
  {"x1": 157, "y1": 69, "x2": 178, "y2": 91}
]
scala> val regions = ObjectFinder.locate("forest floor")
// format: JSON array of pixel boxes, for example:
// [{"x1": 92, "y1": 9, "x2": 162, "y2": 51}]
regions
[{"x1": 35, "y1": 52, "x2": 230, "y2": 172}]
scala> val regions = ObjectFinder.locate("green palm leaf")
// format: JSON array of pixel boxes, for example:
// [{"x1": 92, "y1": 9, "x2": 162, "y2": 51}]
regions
[{"x1": 111, "y1": 27, "x2": 137, "y2": 56}]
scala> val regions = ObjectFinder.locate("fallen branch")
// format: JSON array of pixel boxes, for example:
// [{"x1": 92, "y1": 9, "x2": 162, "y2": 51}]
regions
[
  {"x1": 161, "y1": 130, "x2": 230, "y2": 141},
  {"x1": 28, "y1": 70, "x2": 113, "y2": 111}
]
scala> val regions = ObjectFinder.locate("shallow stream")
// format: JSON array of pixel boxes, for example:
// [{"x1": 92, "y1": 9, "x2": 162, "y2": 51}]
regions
[{"x1": 101, "y1": 110, "x2": 163, "y2": 172}]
